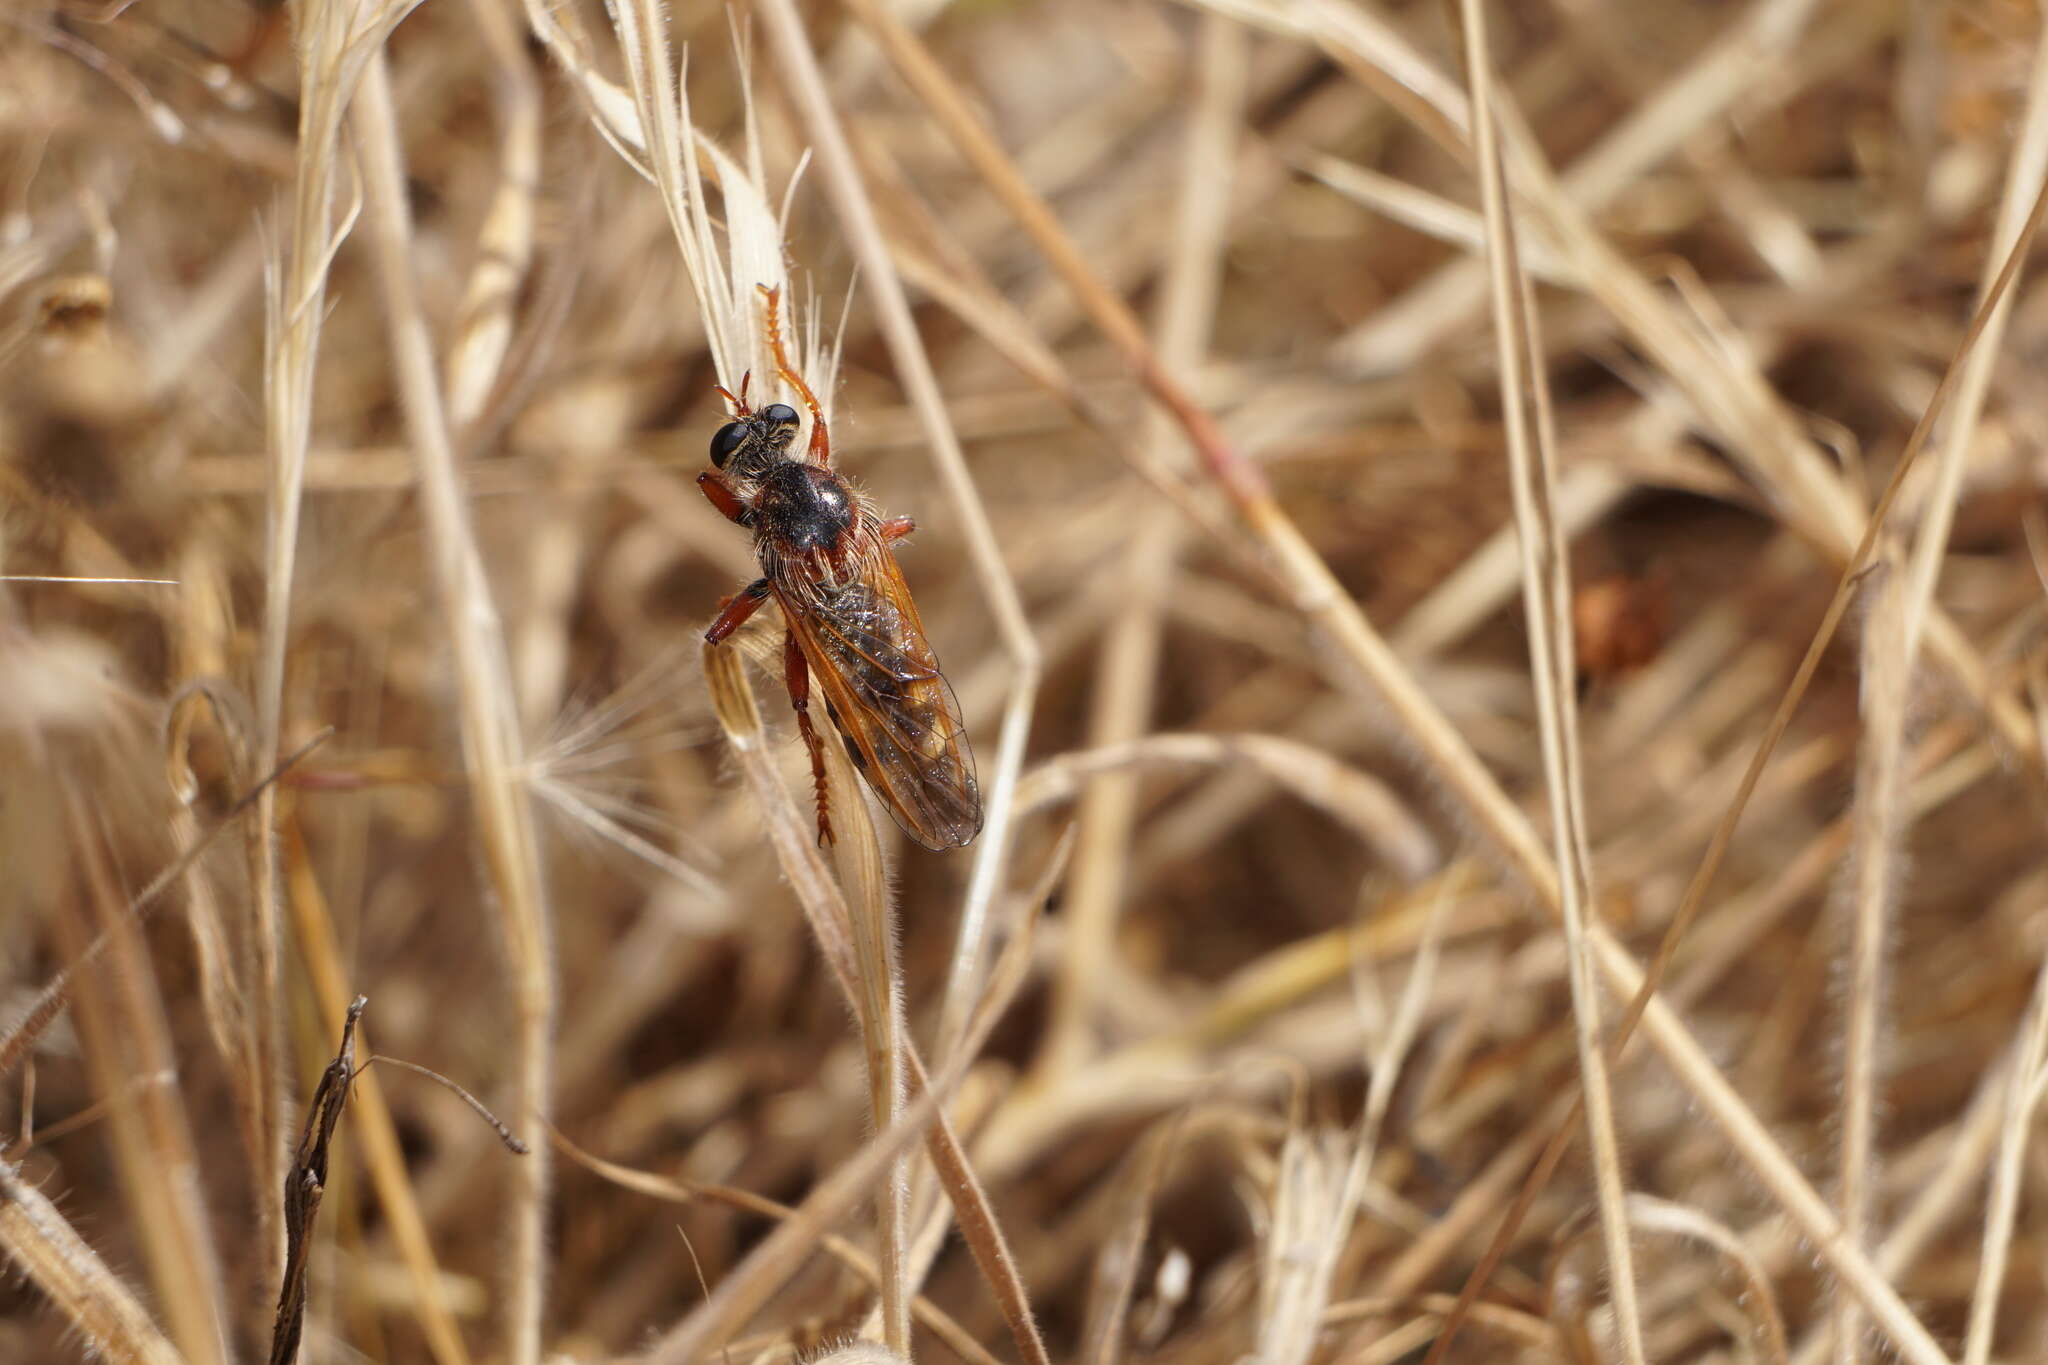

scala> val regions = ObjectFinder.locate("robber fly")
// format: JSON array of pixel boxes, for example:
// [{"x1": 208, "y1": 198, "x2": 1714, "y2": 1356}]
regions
[{"x1": 700, "y1": 287, "x2": 982, "y2": 851}]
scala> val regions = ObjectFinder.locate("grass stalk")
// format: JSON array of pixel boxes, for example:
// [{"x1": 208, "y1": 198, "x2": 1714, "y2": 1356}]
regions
[
  {"x1": 1456, "y1": 3, "x2": 1644, "y2": 1358},
  {"x1": 258, "y1": 0, "x2": 396, "y2": 1295},
  {"x1": 62, "y1": 782, "x2": 229, "y2": 1365},
  {"x1": 350, "y1": 55, "x2": 558, "y2": 1364},
  {"x1": 1833, "y1": 560, "x2": 1905, "y2": 1365}
]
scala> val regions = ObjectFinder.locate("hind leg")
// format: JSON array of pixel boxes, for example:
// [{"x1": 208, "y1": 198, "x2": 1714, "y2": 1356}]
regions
[{"x1": 784, "y1": 632, "x2": 834, "y2": 847}]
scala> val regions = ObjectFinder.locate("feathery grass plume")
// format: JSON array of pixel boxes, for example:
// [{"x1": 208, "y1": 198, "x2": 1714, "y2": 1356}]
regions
[
  {"x1": 521, "y1": 650, "x2": 724, "y2": 896},
  {"x1": 589, "y1": 1, "x2": 833, "y2": 425}
]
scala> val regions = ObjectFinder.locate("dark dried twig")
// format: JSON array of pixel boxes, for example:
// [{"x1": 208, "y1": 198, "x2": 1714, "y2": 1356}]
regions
[{"x1": 268, "y1": 995, "x2": 367, "y2": 1365}]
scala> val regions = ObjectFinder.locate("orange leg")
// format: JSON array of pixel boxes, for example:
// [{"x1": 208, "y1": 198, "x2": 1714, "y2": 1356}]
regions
[
  {"x1": 699, "y1": 470, "x2": 752, "y2": 525},
  {"x1": 705, "y1": 579, "x2": 769, "y2": 645},
  {"x1": 879, "y1": 515, "x2": 915, "y2": 542},
  {"x1": 758, "y1": 285, "x2": 832, "y2": 465},
  {"x1": 784, "y1": 632, "x2": 835, "y2": 847}
]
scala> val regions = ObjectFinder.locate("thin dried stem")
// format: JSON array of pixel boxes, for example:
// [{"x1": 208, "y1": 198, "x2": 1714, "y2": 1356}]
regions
[
  {"x1": 1835, "y1": 560, "x2": 1907, "y2": 1365},
  {"x1": 700, "y1": 640, "x2": 1051, "y2": 1365},
  {"x1": 1962, "y1": 953, "x2": 2048, "y2": 1365},
  {"x1": 820, "y1": 692, "x2": 912, "y2": 1350},
  {"x1": 1458, "y1": 3, "x2": 1643, "y2": 1358},
  {"x1": 633, "y1": 1071, "x2": 953, "y2": 1365},
  {"x1": 351, "y1": 56, "x2": 557, "y2": 1364},
  {"x1": 62, "y1": 782, "x2": 229, "y2": 1365},
  {"x1": 258, "y1": 0, "x2": 421, "y2": 1293}
]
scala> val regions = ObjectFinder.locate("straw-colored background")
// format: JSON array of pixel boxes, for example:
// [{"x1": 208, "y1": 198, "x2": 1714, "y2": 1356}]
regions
[{"x1": 3, "y1": 1, "x2": 2047, "y2": 1363}]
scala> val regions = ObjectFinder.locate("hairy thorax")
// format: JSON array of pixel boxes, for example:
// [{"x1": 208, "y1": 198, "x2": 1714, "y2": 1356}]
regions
[{"x1": 756, "y1": 461, "x2": 868, "y2": 590}]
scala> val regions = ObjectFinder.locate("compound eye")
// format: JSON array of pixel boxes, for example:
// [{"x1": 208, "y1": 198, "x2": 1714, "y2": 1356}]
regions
[
  {"x1": 709, "y1": 422, "x2": 746, "y2": 468},
  {"x1": 761, "y1": 403, "x2": 799, "y2": 425}
]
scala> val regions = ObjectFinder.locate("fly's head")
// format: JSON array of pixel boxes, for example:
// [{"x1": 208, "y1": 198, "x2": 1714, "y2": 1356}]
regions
[{"x1": 708, "y1": 401, "x2": 802, "y2": 484}]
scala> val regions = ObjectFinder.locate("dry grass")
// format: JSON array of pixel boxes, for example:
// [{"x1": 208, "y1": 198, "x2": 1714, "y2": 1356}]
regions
[{"x1": 6, "y1": 1, "x2": 2048, "y2": 1363}]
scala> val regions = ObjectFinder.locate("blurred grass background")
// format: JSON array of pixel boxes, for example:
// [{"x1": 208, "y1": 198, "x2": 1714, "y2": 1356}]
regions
[{"x1": 4, "y1": 0, "x2": 2048, "y2": 1362}]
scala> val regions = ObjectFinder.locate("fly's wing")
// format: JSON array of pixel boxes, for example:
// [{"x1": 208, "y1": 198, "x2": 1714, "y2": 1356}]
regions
[{"x1": 774, "y1": 552, "x2": 982, "y2": 849}]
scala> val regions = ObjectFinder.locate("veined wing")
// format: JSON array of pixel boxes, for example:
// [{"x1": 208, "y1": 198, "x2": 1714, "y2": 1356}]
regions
[{"x1": 774, "y1": 551, "x2": 982, "y2": 849}]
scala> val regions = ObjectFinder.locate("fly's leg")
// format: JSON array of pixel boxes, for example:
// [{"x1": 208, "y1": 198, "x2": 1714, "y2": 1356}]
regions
[
  {"x1": 699, "y1": 470, "x2": 753, "y2": 526},
  {"x1": 879, "y1": 516, "x2": 915, "y2": 543},
  {"x1": 758, "y1": 284, "x2": 832, "y2": 466},
  {"x1": 784, "y1": 632, "x2": 835, "y2": 847},
  {"x1": 705, "y1": 579, "x2": 770, "y2": 645}
]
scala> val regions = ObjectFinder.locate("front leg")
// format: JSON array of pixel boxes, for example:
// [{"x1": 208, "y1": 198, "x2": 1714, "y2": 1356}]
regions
[
  {"x1": 784, "y1": 632, "x2": 835, "y2": 847},
  {"x1": 699, "y1": 470, "x2": 754, "y2": 526},
  {"x1": 705, "y1": 579, "x2": 770, "y2": 645}
]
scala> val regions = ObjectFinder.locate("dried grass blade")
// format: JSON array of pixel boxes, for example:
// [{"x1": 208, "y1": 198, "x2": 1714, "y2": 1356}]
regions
[
  {"x1": 1422, "y1": 121, "x2": 2048, "y2": 1365},
  {"x1": 1455, "y1": 3, "x2": 1643, "y2": 1361},
  {"x1": 632, "y1": 1042, "x2": 959, "y2": 1365},
  {"x1": 257, "y1": 0, "x2": 420, "y2": 1284},
  {"x1": 703, "y1": 636, "x2": 905, "y2": 1339},
  {"x1": 0, "y1": 1160, "x2": 183, "y2": 1365},
  {"x1": 63, "y1": 782, "x2": 229, "y2": 1365},
  {"x1": 351, "y1": 55, "x2": 558, "y2": 1365},
  {"x1": 1620, "y1": 1195, "x2": 1790, "y2": 1365},
  {"x1": 903, "y1": 1046, "x2": 1053, "y2": 1365},
  {"x1": 1012, "y1": 733, "x2": 1438, "y2": 882},
  {"x1": 822, "y1": 692, "x2": 913, "y2": 1352},
  {"x1": 444, "y1": 0, "x2": 540, "y2": 431},
  {"x1": 704, "y1": 639, "x2": 1053, "y2": 1365},
  {"x1": 1078, "y1": 1118, "x2": 1184, "y2": 1365}
]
